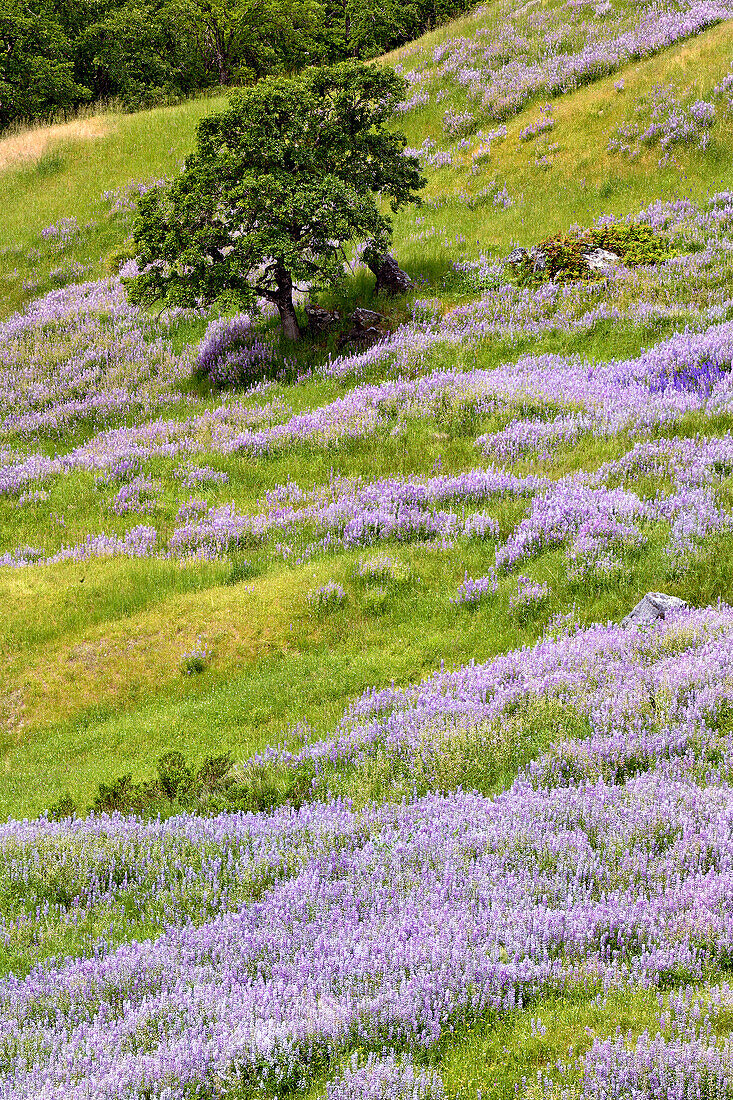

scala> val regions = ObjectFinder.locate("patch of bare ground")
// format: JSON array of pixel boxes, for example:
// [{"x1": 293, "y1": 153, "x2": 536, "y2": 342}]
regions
[{"x1": 0, "y1": 688, "x2": 26, "y2": 742}]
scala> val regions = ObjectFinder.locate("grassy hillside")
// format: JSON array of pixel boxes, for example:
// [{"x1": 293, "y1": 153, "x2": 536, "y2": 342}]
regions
[
  {"x1": 0, "y1": 95, "x2": 225, "y2": 316},
  {"x1": 5, "y1": 0, "x2": 733, "y2": 319},
  {"x1": 4, "y1": 2, "x2": 733, "y2": 1097}
]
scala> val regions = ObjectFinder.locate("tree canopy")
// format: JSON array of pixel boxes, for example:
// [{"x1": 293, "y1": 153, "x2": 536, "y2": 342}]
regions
[
  {"x1": 125, "y1": 62, "x2": 425, "y2": 340},
  {"x1": 0, "y1": 0, "x2": 89, "y2": 129},
  {"x1": 0, "y1": 0, "x2": 475, "y2": 127}
]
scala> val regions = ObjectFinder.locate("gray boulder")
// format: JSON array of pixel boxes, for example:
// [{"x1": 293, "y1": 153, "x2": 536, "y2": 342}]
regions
[
  {"x1": 504, "y1": 246, "x2": 547, "y2": 275},
  {"x1": 368, "y1": 253, "x2": 413, "y2": 295},
  {"x1": 583, "y1": 247, "x2": 620, "y2": 274},
  {"x1": 305, "y1": 302, "x2": 340, "y2": 334},
  {"x1": 351, "y1": 307, "x2": 384, "y2": 330},
  {"x1": 621, "y1": 592, "x2": 687, "y2": 629}
]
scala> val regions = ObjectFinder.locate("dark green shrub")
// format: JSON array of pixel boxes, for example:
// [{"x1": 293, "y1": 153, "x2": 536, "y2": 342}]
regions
[
  {"x1": 47, "y1": 793, "x2": 77, "y2": 820},
  {"x1": 195, "y1": 753, "x2": 235, "y2": 794},
  {"x1": 156, "y1": 751, "x2": 193, "y2": 800},
  {"x1": 92, "y1": 774, "x2": 159, "y2": 815},
  {"x1": 592, "y1": 222, "x2": 671, "y2": 265},
  {"x1": 513, "y1": 221, "x2": 671, "y2": 284}
]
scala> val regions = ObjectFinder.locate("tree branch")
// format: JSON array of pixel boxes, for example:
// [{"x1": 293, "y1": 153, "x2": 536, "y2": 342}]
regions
[{"x1": 253, "y1": 286, "x2": 278, "y2": 302}]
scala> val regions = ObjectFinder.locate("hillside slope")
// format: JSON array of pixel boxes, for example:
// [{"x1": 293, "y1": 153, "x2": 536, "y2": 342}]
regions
[
  {"x1": 389, "y1": 0, "x2": 733, "y2": 268},
  {"x1": 4, "y1": 3, "x2": 733, "y2": 1099},
  {"x1": 6, "y1": 0, "x2": 733, "y2": 316}
]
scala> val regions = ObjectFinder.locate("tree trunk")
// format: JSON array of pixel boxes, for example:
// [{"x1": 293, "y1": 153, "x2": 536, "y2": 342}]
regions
[
  {"x1": 274, "y1": 264, "x2": 302, "y2": 341},
  {"x1": 213, "y1": 35, "x2": 230, "y2": 86},
  {"x1": 201, "y1": 14, "x2": 230, "y2": 85}
]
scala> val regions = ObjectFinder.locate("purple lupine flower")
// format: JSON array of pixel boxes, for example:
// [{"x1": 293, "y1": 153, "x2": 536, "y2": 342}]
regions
[
  {"x1": 307, "y1": 581, "x2": 347, "y2": 612},
  {"x1": 195, "y1": 315, "x2": 276, "y2": 388},
  {"x1": 508, "y1": 575, "x2": 549, "y2": 612}
]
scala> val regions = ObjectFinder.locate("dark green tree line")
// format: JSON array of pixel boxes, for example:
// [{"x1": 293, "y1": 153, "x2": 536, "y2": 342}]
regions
[{"x1": 0, "y1": 0, "x2": 475, "y2": 128}]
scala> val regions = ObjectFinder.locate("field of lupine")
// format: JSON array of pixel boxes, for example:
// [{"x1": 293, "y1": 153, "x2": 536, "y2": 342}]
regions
[{"x1": 8, "y1": 1, "x2": 733, "y2": 1098}]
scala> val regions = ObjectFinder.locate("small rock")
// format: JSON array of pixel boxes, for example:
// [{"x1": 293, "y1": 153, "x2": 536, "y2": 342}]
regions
[
  {"x1": 351, "y1": 307, "x2": 384, "y2": 330},
  {"x1": 338, "y1": 309, "x2": 385, "y2": 349},
  {"x1": 305, "y1": 302, "x2": 340, "y2": 334},
  {"x1": 504, "y1": 247, "x2": 528, "y2": 265},
  {"x1": 621, "y1": 592, "x2": 687, "y2": 629},
  {"x1": 583, "y1": 247, "x2": 620, "y2": 274}
]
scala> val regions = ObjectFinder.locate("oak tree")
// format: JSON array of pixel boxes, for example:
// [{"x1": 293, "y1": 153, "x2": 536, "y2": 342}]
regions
[{"x1": 126, "y1": 61, "x2": 424, "y2": 339}]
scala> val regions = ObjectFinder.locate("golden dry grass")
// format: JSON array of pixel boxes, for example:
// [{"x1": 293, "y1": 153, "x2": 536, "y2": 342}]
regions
[
  {"x1": 0, "y1": 117, "x2": 113, "y2": 174},
  {"x1": 0, "y1": 559, "x2": 343, "y2": 734}
]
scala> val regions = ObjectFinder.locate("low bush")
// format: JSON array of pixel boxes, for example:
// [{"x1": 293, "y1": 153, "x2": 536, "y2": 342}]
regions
[
  {"x1": 514, "y1": 222, "x2": 671, "y2": 283},
  {"x1": 46, "y1": 750, "x2": 315, "y2": 819},
  {"x1": 592, "y1": 222, "x2": 671, "y2": 265}
]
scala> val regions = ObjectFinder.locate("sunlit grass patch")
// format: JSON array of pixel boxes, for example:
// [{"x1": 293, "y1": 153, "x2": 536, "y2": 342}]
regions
[
  {"x1": 3, "y1": 498, "x2": 726, "y2": 819},
  {"x1": 441, "y1": 989, "x2": 662, "y2": 1100},
  {"x1": 0, "y1": 95, "x2": 226, "y2": 317},
  {"x1": 0, "y1": 115, "x2": 114, "y2": 174}
]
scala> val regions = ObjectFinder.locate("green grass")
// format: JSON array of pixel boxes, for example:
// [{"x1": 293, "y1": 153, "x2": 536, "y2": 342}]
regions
[
  {"x1": 0, "y1": 95, "x2": 225, "y2": 316},
  {"x1": 294, "y1": 988, "x2": 666, "y2": 1100},
  {"x1": 5, "y1": 306, "x2": 733, "y2": 816},
  {"x1": 0, "y1": 96, "x2": 225, "y2": 245},
  {"x1": 6, "y1": 486, "x2": 733, "y2": 819},
  {"x1": 440, "y1": 989, "x2": 663, "y2": 1100}
]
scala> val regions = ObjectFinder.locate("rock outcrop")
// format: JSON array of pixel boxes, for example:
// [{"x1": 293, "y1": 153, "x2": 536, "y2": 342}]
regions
[
  {"x1": 305, "y1": 302, "x2": 340, "y2": 334},
  {"x1": 621, "y1": 592, "x2": 688, "y2": 628},
  {"x1": 338, "y1": 307, "x2": 386, "y2": 350},
  {"x1": 368, "y1": 253, "x2": 413, "y2": 296},
  {"x1": 582, "y1": 247, "x2": 620, "y2": 274}
]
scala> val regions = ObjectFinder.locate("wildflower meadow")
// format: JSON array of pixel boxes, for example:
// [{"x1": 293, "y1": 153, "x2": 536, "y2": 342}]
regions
[{"x1": 5, "y1": 0, "x2": 733, "y2": 1097}]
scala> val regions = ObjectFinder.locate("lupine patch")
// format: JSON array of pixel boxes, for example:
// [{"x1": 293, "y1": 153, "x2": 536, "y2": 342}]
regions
[
  {"x1": 195, "y1": 315, "x2": 277, "y2": 389},
  {"x1": 6, "y1": 608, "x2": 733, "y2": 1095},
  {"x1": 543, "y1": 984, "x2": 733, "y2": 1100},
  {"x1": 609, "y1": 84, "x2": 718, "y2": 164},
  {"x1": 394, "y1": 0, "x2": 733, "y2": 123}
]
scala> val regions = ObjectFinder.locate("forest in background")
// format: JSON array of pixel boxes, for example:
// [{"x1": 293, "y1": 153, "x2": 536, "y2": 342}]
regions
[{"x1": 0, "y1": 0, "x2": 474, "y2": 128}]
